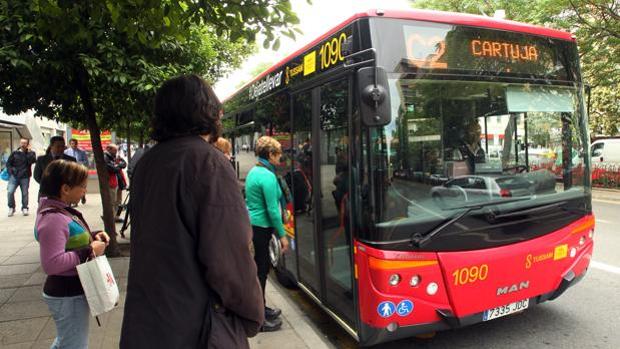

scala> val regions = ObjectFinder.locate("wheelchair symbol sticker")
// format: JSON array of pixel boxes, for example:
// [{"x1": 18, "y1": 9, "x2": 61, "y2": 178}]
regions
[
  {"x1": 377, "y1": 301, "x2": 396, "y2": 318},
  {"x1": 396, "y1": 300, "x2": 414, "y2": 317}
]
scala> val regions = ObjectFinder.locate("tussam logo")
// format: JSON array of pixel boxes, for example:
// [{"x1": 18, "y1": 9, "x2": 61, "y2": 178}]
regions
[{"x1": 497, "y1": 281, "x2": 530, "y2": 296}]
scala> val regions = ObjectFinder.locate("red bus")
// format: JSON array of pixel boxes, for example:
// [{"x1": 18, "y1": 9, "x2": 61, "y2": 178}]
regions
[{"x1": 223, "y1": 9, "x2": 593, "y2": 346}]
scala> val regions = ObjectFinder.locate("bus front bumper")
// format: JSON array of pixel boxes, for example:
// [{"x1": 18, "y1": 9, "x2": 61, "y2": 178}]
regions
[{"x1": 358, "y1": 270, "x2": 587, "y2": 347}]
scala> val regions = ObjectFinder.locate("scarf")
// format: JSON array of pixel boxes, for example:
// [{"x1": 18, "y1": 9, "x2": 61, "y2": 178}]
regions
[{"x1": 257, "y1": 157, "x2": 292, "y2": 208}]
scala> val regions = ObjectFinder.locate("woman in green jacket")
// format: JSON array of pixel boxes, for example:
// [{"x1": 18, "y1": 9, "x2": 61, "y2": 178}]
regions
[{"x1": 245, "y1": 136, "x2": 290, "y2": 332}]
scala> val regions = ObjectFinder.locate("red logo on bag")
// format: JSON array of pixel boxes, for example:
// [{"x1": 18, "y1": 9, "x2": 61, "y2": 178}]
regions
[{"x1": 106, "y1": 272, "x2": 115, "y2": 286}]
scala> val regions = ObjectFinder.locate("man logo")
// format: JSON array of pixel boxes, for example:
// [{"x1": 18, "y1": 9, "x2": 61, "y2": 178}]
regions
[{"x1": 497, "y1": 281, "x2": 529, "y2": 296}]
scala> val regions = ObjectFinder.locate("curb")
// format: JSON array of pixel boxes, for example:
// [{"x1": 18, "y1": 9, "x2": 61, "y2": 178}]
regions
[{"x1": 266, "y1": 279, "x2": 335, "y2": 349}]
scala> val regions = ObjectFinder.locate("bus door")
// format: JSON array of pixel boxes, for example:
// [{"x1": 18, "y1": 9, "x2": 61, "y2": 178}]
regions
[
  {"x1": 291, "y1": 78, "x2": 355, "y2": 327},
  {"x1": 291, "y1": 89, "x2": 321, "y2": 294},
  {"x1": 317, "y1": 78, "x2": 355, "y2": 324}
]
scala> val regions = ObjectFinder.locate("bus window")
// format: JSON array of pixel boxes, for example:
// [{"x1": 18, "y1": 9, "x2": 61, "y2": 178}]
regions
[{"x1": 292, "y1": 90, "x2": 320, "y2": 293}]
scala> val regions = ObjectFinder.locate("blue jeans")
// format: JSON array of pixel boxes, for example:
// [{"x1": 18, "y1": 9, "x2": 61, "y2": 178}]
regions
[
  {"x1": 43, "y1": 293, "x2": 90, "y2": 349},
  {"x1": 7, "y1": 176, "x2": 30, "y2": 209}
]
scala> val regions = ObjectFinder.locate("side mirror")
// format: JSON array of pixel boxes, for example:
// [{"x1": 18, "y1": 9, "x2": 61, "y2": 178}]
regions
[{"x1": 357, "y1": 66, "x2": 391, "y2": 126}]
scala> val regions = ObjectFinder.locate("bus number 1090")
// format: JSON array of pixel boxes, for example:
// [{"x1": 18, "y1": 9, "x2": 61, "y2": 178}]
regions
[
  {"x1": 318, "y1": 33, "x2": 347, "y2": 70},
  {"x1": 452, "y1": 264, "x2": 489, "y2": 286}
]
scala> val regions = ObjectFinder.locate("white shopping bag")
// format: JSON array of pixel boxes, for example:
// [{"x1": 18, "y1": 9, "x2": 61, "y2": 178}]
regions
[{"x1": 76, "y1": 255, "x2": 120, "y2": 317}]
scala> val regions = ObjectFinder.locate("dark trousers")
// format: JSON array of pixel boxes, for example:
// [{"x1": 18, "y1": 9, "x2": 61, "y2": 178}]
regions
[
  {"x1": 7, "y1": 176, "x2": 30, "y2": 209},
  {"x1": 252, "y1": 225, "x2": 273, "y2": 304}
]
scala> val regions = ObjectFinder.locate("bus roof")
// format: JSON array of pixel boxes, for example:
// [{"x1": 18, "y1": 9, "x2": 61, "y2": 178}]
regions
[{"x1": 223, "y1": 9, "x2": 574, "y2": 102}]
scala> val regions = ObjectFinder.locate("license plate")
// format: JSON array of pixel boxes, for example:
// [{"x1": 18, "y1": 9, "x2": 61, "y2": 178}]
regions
[{"x1": 483, "y1": 299, "x2": 529, "y2": 321}]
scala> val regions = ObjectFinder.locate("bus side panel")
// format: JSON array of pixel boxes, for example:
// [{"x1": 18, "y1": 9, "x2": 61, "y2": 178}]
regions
[{"x1": 436, "y1": 215, "x2": 594, "y2": 318}]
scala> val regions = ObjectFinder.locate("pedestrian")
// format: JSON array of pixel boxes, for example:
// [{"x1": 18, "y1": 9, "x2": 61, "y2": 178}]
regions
[
  {"x1": 245, "y1": 135, "x2": 291, "y2": 332},
  {"x1": 214, "y1": 137, "x2": 232, "y2": 160},
  {"x1": 6, "y1": 138, "x2": 36, "y2": 216},
  {"x1": 104, "y1": 144, "x2": 127, "y2": 222},
  {"x1": 127, "y1": 141, "x2": 154, "y2": 181},
  {"x1": 64, "y1": 138, "x2": 89, "y2": 205},
  {"x1": 36, "y1": 159, "x2": 110, "y2": 349},
  {"x1": 120, "y1": 74, "x2": 264, "y2": 348},
  {"x1": 34, "y1": 136, "x2": 76, "y2": 197}
]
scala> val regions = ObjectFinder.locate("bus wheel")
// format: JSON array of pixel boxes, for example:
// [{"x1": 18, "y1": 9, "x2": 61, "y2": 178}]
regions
[{"x1": 270, "y1": 235, "x2": 299, "y2": 289}]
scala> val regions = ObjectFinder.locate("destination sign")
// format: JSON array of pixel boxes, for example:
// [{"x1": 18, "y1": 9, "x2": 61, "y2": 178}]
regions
[
  {"x1": 470, "y1": 40, "x2": 539, "y2": 62},
  {"x1": 398, "y1": 23, "x2": 575, "y2": 80}
]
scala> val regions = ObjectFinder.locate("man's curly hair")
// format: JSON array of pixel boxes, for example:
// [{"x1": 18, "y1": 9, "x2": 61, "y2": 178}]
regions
[{"x1": 151, "y1": 74, "x2": 222, "y2": 143}]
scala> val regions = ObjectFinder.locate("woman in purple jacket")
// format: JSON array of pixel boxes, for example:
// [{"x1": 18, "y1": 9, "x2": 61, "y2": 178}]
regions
[{"x1": 35, "y1": 160, "x2": 110, "y2": 348}]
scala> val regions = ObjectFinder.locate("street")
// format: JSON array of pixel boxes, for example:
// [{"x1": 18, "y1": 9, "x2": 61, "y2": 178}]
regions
[{"x1": 282, "y1": 199, "x2": 620, "y2": 348}]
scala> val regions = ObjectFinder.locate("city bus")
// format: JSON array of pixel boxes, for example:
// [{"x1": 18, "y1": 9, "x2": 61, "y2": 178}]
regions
[{"x1": 222, "y1": 9, "x2": 594, "y2": 346}]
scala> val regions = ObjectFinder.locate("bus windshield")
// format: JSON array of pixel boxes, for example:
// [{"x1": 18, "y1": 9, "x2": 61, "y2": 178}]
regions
[{"x1": 363, "y1": 79, "x2": 590, "y2": 249}]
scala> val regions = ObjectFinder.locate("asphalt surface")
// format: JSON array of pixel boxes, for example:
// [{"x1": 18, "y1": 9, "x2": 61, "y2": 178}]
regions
[{"x1": 282, "y1": 199, "x2": 620, "y2": 348}]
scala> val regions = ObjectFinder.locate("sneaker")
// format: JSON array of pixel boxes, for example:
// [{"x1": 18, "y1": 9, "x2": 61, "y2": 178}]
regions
[
  {"x1": 265, "y1": 306, "x2": 282, "y2": 321},
  {"x1": 22, "y1": 208, "x2": 29, "y2": 216},
  {"x1": 259, "y1": 318, "x2": 282, "y2": 332},
  {"x1": 8, "y1": 208, "x2": 15, "y2": 217}
]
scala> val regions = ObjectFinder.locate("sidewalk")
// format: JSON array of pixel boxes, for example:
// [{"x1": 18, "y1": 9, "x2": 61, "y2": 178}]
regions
[
  {"x1": 591, "y1": 187, "x2": 620, "y2": 202},
  {"x1": 0, "y1": 183, "x2": 333, "y2": 348}
]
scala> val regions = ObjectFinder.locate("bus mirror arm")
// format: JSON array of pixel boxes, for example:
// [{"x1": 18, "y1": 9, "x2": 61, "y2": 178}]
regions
[{"x1": 343, "y1": 48, "x2": 376, "y2": 70}]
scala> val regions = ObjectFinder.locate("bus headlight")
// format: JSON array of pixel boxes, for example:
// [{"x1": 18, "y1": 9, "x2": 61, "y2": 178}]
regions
[
  {"x1": 570, "y1": 247, "x2": 577, "y2": 258},
  {"x1": 389, "y1": 274, "x2": 401, "y2": 286},
  {"x1": 427, "y1": 282, "x2": 439, "y2": 295},
  {"x1": 410, "y1": 275, "x2": 421, "y2": 287},
  {"x1": 588, "y1": 230, "x2": 593, "y2": 239},
  {"x1": 579, "y1": 236, "x2": 586, "y2": 245}
]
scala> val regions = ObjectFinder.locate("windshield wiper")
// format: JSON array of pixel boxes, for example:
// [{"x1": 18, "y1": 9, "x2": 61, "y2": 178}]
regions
[
  {"x1": 490, "y1": 201, "x2": 566, "y2": 219},
  {"x1": 410, "y1": 196, "x2": 532, "y2": 248}
]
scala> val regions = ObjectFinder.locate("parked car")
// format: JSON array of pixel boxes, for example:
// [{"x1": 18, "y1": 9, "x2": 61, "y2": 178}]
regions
[{"x1": 430, "y1": 174, "x2": 534, "y2": 207}]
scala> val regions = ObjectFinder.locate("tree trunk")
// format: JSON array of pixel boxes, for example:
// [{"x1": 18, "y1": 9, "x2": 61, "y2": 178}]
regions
[
  {"x1": 139, "y1": 128, "x2": 145, "y2": 148},
  {"x1": 74, "y1": 66, "x2": 120, "y2": 257}
]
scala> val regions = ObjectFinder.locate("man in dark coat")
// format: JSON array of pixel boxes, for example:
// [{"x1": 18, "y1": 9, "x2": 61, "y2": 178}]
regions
[
  {"x1": 120, "y1": 75, "x2": 264, "y2": 348},
  {"x1": 6, "y1": 138, "x2": 36, "y2": 216},
  {"x1": 104, "y1": 143, "x2": 127, "y2": 221},
  {"x1": 33, "y1": 136, "x2": 76, "y2": 197}
]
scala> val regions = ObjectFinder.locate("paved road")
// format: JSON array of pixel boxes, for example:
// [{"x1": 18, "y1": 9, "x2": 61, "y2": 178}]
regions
[{"x1": 284, "y1": 199, "x2": 620, "y2": 348}]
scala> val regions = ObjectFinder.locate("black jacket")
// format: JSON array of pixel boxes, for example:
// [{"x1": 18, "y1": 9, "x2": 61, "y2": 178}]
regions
[
  {"x1": 127, "y1": 145, "x2": 151, "y2": 180},
  {"x1": 120, "y1": 136, "x2": 264, "y2": 348},
  {"x1": 33, "y1": 153, "x2": 76, "y2": 183},
  {"x1": 6, "y1": 148, "x2": 36, "y2": 179}
]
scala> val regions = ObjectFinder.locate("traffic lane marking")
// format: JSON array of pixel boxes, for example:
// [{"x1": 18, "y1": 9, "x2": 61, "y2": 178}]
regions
[
  {"x1": 596, "y1": 219, "x2": 612, "y2": 224},
  {"x1": 591, "y1": 261, "x2": 620, "y2": 275}
]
